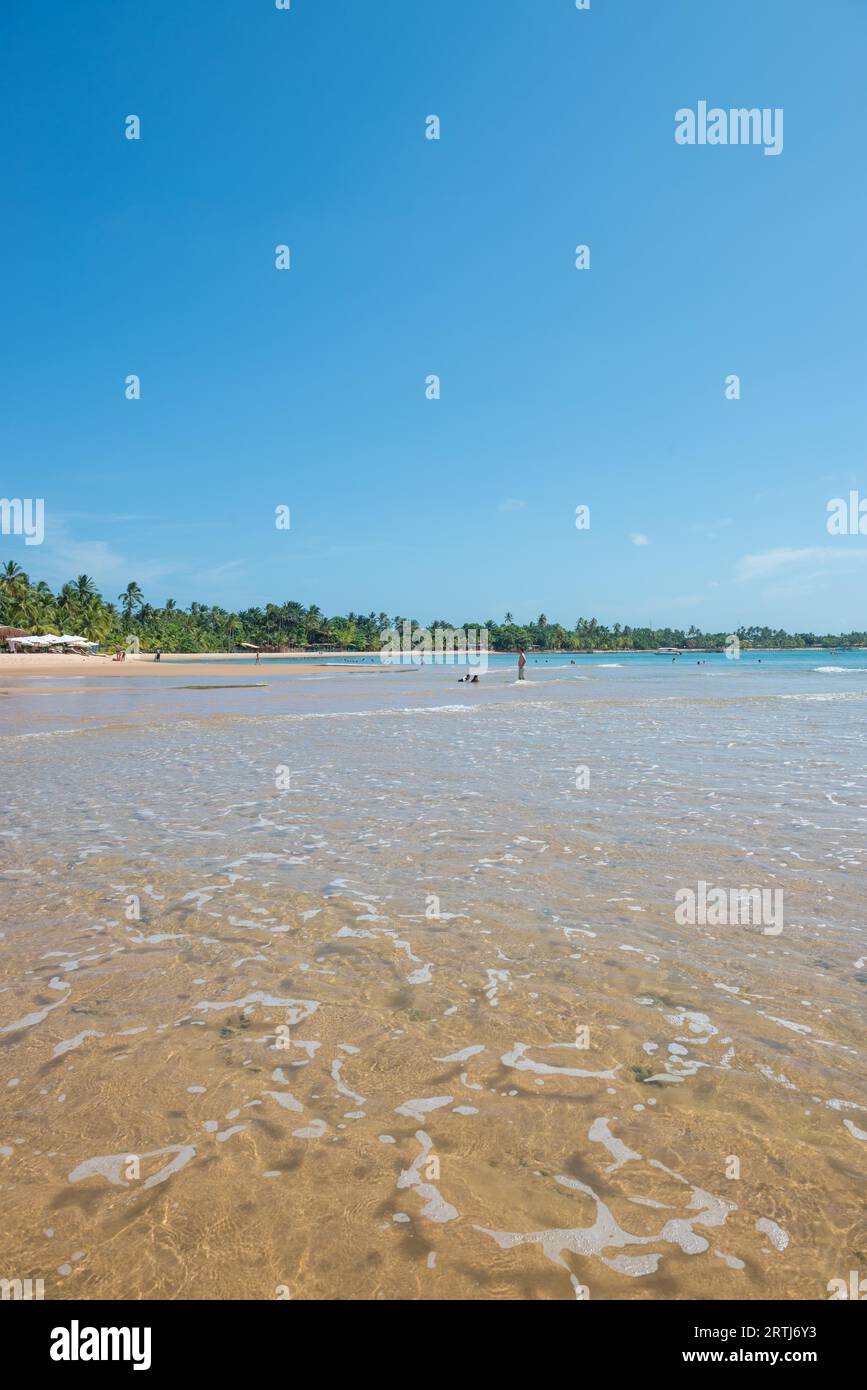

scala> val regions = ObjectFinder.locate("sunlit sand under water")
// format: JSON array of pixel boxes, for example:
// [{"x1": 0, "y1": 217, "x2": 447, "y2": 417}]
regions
[{"x1": 1, "y1": 661, "x2": 866, "y2": 1300}]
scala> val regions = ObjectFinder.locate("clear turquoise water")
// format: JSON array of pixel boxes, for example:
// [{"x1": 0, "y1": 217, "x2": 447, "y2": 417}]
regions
[
  {"x1": 2, "y1": 644, "x2": 866, "y2": 1300},
  {"x1": 161, "y1": 648, "x2": 867, "y2": 670}
]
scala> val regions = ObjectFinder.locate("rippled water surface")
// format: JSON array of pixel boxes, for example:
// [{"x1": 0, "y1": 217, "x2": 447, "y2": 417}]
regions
[{"x1": 1, "y1": 659, "x2": 865, "y2": 1299}]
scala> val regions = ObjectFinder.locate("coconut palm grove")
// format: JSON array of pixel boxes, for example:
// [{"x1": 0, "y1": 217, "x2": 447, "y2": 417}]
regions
[{"x1": 1, "y1": 561, "x2": 865, "y2": 653}]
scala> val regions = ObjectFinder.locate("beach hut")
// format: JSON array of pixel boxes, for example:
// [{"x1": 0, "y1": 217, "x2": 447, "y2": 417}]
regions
[
  {"x1": 5, "y1": 633, "x2": 95, "y2": 654},
  {"x1": 7, "y1": 634, "x2": 53, "y2": 652},
  {"x1": 1, "y1": 625, "x2": 29, "y2": 651}
]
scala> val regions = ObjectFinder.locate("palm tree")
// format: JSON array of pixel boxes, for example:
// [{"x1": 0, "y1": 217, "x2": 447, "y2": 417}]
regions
[
  {"x1": 80, "y1": 596, "x2": 112, "y2": 643},
  {"x1": 55, "y1": 582, "x2": 78, "y2": 622},
  {"x1": 118, "y1": 581, "x2": 144, "y2": 628},
  {"x1": 225, "y1": 614, "x2": 242, "y2": 650},
  {"x1": 75, "y1": 574, "x2": 97, "y2": 602},
  {"x1": 1, "y1": 560, "x2": 28, "y2": 603},
  {"x1": 14, "y1": 591, "x2": 43, "y2": 631}
]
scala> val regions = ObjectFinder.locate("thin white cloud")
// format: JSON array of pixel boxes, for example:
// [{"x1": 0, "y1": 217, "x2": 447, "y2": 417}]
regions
[
  {"x1": 39, "y1": 540, "x2": 171, "y2": 583},
  {"x1": 28, "y1": 517, "x2": 182, "y2": 591},
  {"x1": 58, "y1": 511, "x2": 160, "y2": 524},
  {"x1": 630, "y1": 533, "x2": 650, "y2": 546},
  {"x1": 687, "y1": 518, "x2": 733, "y2": 540},
  {"x1": 193, "y1": 560, "x2": 245, "y2": 582},
  {"x1": 498, "y1": 499, "x2": 526, "y2": 513},
  {"x1": 735, "y1": 547, "x2": 867, "y2": 582}
]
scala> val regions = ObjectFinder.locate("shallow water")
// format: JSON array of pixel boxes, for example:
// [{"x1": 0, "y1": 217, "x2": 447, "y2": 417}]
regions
[{"x1": 1, "y1": 660, "x2": 865, "y2": 1299}]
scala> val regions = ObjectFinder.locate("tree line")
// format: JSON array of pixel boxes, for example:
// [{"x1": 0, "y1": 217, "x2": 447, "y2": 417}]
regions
[{"x1": 1, "y1": 561, "x2": 864, "y2": 653}]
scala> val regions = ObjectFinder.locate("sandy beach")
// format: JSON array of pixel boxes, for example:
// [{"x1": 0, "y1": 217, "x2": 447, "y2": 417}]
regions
[
  {"x1": 2, "y1": 654, "x2": 866, "y2": 1301},
  {"x1": 0, "y1": 652, "x2": 382, "y2": 682}
]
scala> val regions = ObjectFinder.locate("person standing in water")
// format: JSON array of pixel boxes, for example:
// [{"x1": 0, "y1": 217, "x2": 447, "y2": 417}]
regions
[{"x1": 518, "y1": 649, "x2": 527, "y2": 681}]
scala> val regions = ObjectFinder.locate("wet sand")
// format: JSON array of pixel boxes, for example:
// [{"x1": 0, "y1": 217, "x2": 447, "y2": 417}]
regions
[
  {"x1": 0, "y1": 651, "x2": 384, "y2": 685},
  {"x1": 1, "y1": 662, "x2": 865, "y2": 1300}
]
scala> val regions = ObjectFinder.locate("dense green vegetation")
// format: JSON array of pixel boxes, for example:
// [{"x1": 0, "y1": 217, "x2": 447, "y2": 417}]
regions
[{"x1": 1, "y1": 561, "x2": 864, "y2": 652}]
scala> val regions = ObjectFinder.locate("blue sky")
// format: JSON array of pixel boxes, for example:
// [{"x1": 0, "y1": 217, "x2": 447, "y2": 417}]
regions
[{"x1": 2, "y1": 0, "x2": 866, "y2": 630}]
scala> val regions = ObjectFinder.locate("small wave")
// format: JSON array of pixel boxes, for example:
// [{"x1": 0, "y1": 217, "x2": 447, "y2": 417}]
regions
[
  {"x1": 778, "y1": 691, "x2": 866, "y2": 702},
  {"x1": 812, "y1": 666, "x2": 867, "y2": 673},
  {"x1": 268, "y1": 700, "x2": 553, "y2": 720},
  {"x1": 595, "y1": 663, "x2": 624, "y2": 668},
  {"x1": 402, "y1": 703, "x2": 478, "y2": 713},
  {"x1": 8, "y1": 727, "x2": 87, "y2": 741},
  {"x1": 4, "y1": 700, "x2": 559, "y2": 745}
]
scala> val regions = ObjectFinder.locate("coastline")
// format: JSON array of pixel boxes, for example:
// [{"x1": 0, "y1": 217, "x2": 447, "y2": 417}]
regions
[
  {"x1": 1, "y1": 643, "x2": 861, "y2": 684},
  {"x1": 0, "y1": 651, "x2": 395, "y2": 682},
  {"x1": 3, "y1": 649, "x2": 865, "y2": 1301}
]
